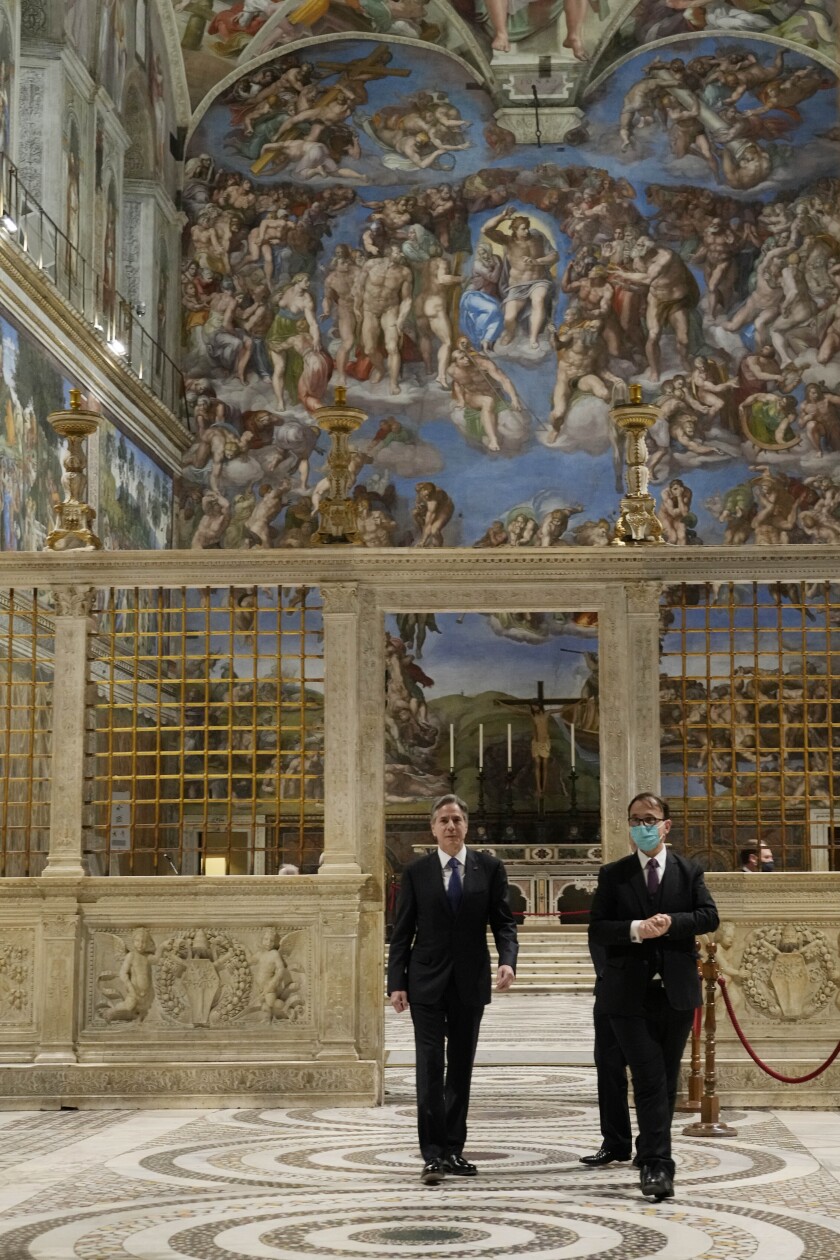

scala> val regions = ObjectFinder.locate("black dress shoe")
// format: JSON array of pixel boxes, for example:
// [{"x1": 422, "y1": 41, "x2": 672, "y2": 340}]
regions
[
  {"x1": 444, "y1": 1153, "x2": 477, "y2": 1176},
  {"x1": 421, "y1": 1159, "x2": 446, "y2": 1185},
  {"x1": 639, "y1": 1166, "x2": 674, "y2": 1201},
  {"x1": 580, "y1": 1146, "x2": 632, "y2": 1167}
]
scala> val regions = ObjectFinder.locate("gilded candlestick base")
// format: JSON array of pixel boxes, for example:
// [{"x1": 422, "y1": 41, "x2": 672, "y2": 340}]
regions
[
  {"x1": 612, "y1": 493, "x2": 665, "y2": 547},
  {"x1": 313, "y1": 496, "x2": 364, "y2": 546},
  {"x1": 610, "y1": 384, "x2": 665, "y2": 547},
  {"x1": 45, "y1": 389, "x2": 102, "y2": 552},
  {"x1": 311, "y1": 386, "x2": 367, "y2": 546}
]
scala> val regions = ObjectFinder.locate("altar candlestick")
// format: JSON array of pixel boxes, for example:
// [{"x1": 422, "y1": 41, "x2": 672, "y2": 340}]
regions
[
  {"x1": 449, "y1": 723, "x2": 454, "y2": 771},
  {"x1": 478, "y1": 723, "x2": 484, "y2": 769},
  {"x1": 570, "y1": 722, "x2": 576, "y2": 770},
  {"x1": 507, "y1": 723, "x2": 512, "y2": 770}
]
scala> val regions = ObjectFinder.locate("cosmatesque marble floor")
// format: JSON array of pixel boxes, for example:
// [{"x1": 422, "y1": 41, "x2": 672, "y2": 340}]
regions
[{"x1": 0, "y1": 994, "x2": 838, "y2": 1260}]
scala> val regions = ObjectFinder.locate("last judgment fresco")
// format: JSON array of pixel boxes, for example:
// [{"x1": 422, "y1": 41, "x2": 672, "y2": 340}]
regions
[{"x1": 178, "y1": 16, "x2": 840, "y2": 551}]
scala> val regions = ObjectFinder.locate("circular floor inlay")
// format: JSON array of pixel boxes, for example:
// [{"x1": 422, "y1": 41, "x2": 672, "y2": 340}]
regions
[{"x1": 354, "y1": 1225, "x2": 487, "y2": 1244}]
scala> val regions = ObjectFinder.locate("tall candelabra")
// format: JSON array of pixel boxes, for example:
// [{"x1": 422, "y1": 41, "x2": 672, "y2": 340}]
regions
[
  {"x1": 568, "y1": 765, "x2": 579, "y2": 816},
  {"x1": 610, "y1": 383, "x2": 665, "y2": 546},
  {"x1": 503, "y1": 767, "x2": 515, "y2": 836},
  {"x1": 45, "y1": 389, "x2": 102, "y2": 551},
  {"x1": 312, "y1": 386, "x2": 367, "y2": 545},
  {"x1": 476, "y1": 766, "x2": 487, "y2": 833}
]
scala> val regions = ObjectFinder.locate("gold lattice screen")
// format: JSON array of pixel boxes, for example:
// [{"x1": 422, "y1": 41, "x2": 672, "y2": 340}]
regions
[
  {"x1": 0, "y1": 591, "x2": 53, "y2": 877},
  {"x1": 660, "y1": 581, "x2": 840, "y2": 871},
  {"x1": 86, "y1": 585, "x2": 324, "y2": 875}
]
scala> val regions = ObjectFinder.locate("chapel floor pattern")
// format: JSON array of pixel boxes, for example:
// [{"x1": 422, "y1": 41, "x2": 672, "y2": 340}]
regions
[{"x1": 0, "y1": 994, "x2": 838, "y2": 1260}]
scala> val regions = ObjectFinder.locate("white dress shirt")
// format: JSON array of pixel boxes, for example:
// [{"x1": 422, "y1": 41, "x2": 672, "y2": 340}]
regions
[
  {"x1": 438, "y1": 845, "x2": 467, "y2": 891},
  {"x1": 630, "y1": 848, "x2": 668, "y2": 943}
]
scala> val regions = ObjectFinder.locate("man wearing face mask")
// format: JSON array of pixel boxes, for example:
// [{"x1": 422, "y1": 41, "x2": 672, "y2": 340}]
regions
[
  {"x1": 589, "y1": 792, "x2": 719, "y2": 1202},
  {"x1": 759, "y1": 844, "x2": 775, "y2": 872}
]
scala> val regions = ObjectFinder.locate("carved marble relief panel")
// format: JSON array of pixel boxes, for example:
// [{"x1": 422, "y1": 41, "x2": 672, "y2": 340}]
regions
[
  {"x1": 16, "y1": 67, "x2": 44, "y2": 199},
  {"x1": 0, "y1": 928, "x2": 35, "y2": 1027},
  {"x1": 715, "y1": 918, "x2": 840, "y2": 1026},
  {"x1": 86, "y1": 923, "x2": 313, "y2": 1032}
]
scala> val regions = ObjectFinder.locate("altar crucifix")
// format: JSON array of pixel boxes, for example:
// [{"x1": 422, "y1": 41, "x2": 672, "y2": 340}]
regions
[{"x1": 495, "y1": 680, "x2": 579, "y2": 810}]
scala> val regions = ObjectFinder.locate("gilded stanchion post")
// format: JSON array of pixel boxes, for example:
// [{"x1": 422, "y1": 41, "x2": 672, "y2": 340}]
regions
[{"x1": 683, "y1": 942, "x2": 738, "y2": 1137}]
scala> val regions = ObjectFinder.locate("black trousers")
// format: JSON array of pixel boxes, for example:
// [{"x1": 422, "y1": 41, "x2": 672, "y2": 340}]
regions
[
  {"x1": 593, "y1": 1002, "x2": 632, "y2": 1155},
  {"x1": 609, "y1": 985, "x2": 694, "y2": 1178},
  {"x1": 410, "y1": 982, "x2": 484, "y2": 1161}
]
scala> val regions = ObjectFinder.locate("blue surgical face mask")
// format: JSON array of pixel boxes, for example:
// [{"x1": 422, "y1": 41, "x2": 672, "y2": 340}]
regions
[
  {"x1": 630, "y1": 822, "x2": 662, "y2": 853},
  {"x1": 761, "y1": 861, "x2": 774, "y2": 872}
]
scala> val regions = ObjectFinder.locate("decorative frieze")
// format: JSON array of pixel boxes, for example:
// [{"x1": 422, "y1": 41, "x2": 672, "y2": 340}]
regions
[
  {"x1": 89, "y1": 924, "x2": 311, "y2": 1030},
  {"x1": 0, "y1": 1059, "x2": 379, "y2": 1106}
]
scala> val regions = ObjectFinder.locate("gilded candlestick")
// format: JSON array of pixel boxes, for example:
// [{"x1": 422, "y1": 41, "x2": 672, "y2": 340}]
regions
[
  {"x1": 45, "y1": 389, "x2": 102, "y2": 551},
  {"x1": 610, "y1": 383, "x2": 664, "y2": 546},
  {"x1": 311, "y1": 386, "x2": 367, "y2": 545}
]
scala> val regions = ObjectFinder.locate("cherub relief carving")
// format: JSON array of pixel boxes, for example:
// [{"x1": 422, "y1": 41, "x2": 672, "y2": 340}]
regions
[
  {"x1": 246, "y1": 926, "x2": 305, "y2": 1023},
  {"x1": 96, "y1": 927, "x2": 160, "y2": 1023}
]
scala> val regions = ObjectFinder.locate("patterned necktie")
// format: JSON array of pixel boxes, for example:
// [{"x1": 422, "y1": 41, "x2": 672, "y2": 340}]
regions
[
  {"x1": 646, "y1": 856, "x2": 660, "y2": 898},
  {"x1": 447, "y1": 857, "x2": 463, "y2": 910}
]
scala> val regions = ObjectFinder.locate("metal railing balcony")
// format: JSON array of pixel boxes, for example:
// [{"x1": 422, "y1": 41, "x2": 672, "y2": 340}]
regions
[{"x1": 0, "y1": 152, "x2": 190, "y2": 429}]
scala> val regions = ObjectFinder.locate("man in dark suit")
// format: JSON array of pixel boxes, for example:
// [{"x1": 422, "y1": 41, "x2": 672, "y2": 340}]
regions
[
  {"x1": 388, "y1": 794, "x2": 518, "y2": 1185},
  {"x1": 589, "y1": 792, "x2": 718, "y2": 1202},
  {"x1": 579, "y1": 937, "x2": 634, "y2": 1169}
]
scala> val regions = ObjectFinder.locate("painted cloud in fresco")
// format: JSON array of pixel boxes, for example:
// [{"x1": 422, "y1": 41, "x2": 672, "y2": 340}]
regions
[{"x1": 179, "y1": 33, "x2": 840, "y2": 552}]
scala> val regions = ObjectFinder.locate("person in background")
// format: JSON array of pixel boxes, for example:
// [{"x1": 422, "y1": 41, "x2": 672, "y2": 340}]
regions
[
  {"x1": 758, "y1": 844, "x2": 775, "y2": 871},
  {"x1": 739, "y1": 846, "x2": 759, "y2": 872},
  {"x1": 739, "y1": 843, "x2": 774, "y2": 872}
]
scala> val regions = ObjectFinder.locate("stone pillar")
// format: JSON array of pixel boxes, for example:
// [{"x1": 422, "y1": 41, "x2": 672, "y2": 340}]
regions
[
  {"x1": 319, "y1": 583, "x2": 362, "y2": 874},
  {"x1": 355, "y1": 587, "x2": 384, "y2": 1087},
  {"x1": 42, "y1": 586, "x2": 94, "y2": 879},
  {"x1": 34, "y1": 902, "x2": 80, "y2": 1063},
  {"x1": 625, "y1": 581, "x2": 663, "y2": 799},
  {"x1": 598, "y1": 587, "x2": 634, "y2": 863},
  {"x1": 122, "y1": 180, "x2": 182, "y2": 386}
]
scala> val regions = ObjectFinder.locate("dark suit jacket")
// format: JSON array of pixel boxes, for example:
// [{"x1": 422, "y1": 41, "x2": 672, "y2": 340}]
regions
[
  {"x1": 387, "y1": 849, "x2": 519, "y2": 1007},
  {"x1": 588, "y1": 850, "x2": 718, "y2": 1015}
]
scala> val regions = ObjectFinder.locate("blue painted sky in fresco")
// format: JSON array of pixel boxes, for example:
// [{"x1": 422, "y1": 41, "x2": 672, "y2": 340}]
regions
[{"x1": 386, "y1": 612, "x2": 597, "y2": 699}]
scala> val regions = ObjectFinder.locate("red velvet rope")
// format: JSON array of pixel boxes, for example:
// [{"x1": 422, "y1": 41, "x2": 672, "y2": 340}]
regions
[
  {"x1": 692, "y1": 1005, "x2": 702, "y2": 1039},
  {"x1": 719, "y1": 975, "x2": 840, "y2": 1083}
]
